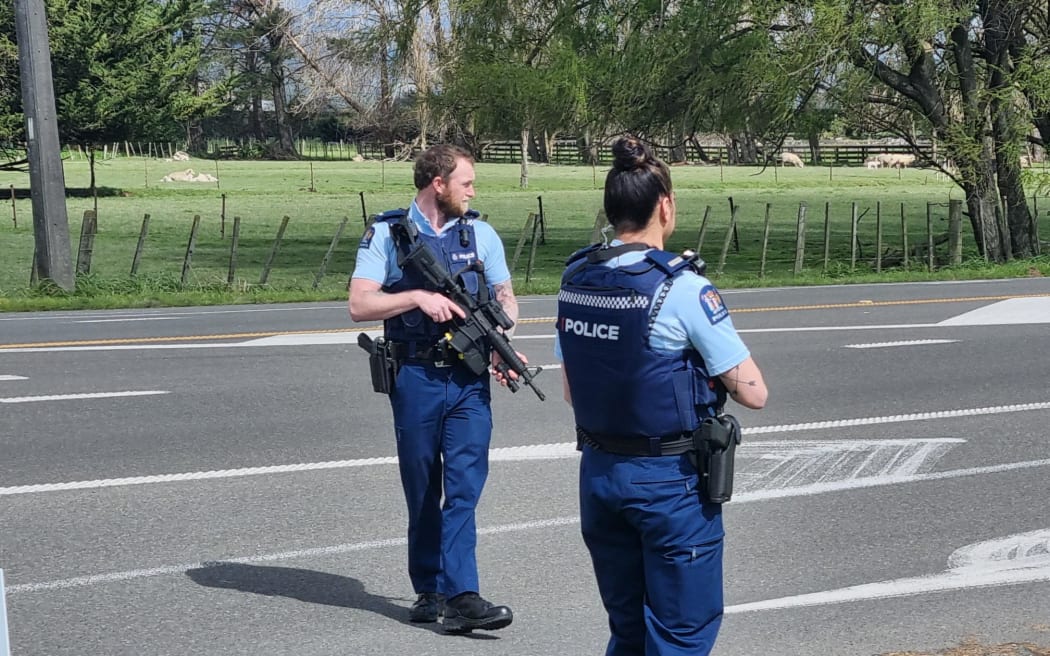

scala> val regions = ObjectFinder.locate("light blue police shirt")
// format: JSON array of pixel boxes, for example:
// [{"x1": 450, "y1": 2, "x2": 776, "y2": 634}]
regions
[
  {"x1": 555, "y1": 242, "x2": 750, "y2": 376},
  {"x1": 351, "y1": 201, "x2": 511, "y2": 287}
]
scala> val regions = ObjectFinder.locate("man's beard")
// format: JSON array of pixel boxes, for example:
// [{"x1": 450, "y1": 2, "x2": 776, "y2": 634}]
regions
[{"x1": 436, "y1": 190, "x2": 466, "y2": 219}]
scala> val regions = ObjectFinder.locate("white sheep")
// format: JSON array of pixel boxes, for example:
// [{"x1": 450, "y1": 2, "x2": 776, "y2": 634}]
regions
[
  {"x1": 780, "y1": 152, "x2": 805, "y2": 168},
  {"x1": 875, "y1": 153, "x2": 916, "y2": 168}
]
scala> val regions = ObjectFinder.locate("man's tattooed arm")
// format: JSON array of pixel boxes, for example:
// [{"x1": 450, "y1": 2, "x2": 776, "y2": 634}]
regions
[{"x1": 494, "y1": 280, "x2": 519, "y2": 337}]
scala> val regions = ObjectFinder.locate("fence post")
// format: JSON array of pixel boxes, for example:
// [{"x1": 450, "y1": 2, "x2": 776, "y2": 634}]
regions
[
  {"x1": 850, "y1": 202, "x2": 858, "y2": 271},
  {"x1": 359, "y1": 191, "x2": 368, "y2": 227},
  {"x1": 181, "y1": 215, "x2": 201, "y2": 287},
  {"x1": 875, "y1": 201, "x2": 882, "y2": 273},
  {"x1": 220, "y1": 193, "x2": 226, "y2": 239},
  {"x1": 313, "y1": 217, "x2": 349, "y2": 289},
  {"x1": 727, "y1": 197, "x2": 740, "y2": 252},
  {"x1": 536, "y1": 195, "x2": 547, "y2": 245},
  {"x1": 1033, "y1": 196, "x2": 1042, "y2": 256},
  {"x1": 526, "y1": 211, "x2": 542, "y2": 283},
  {"x1": 130, "y1": 214, "x2": 151, "y2": 276},
  {"x1": 793, "y1": 202, "x2": 807, "y2": 275},
  {"x1": 511, "y1": 213, "x2": 536, "y2": 270},
  {"x1": 227, "y1": 216, "x2": 241, "y2": 285},
  {"x1": 1, "y1": 569, "x2": 10, "y2": 656},
  {"x1": 926, "y1": 203, "x2": 935, "y2": 271},
  {"x1": 695, "y1": 206, "x2": 712, "y2": 254},
  {"x1": 9, "y1": 184, "x2": 15, "y2": 228},
  {"x1": 901, "y1": 203, "x2": 908, "y2": 269},
  {"x1": 822, "y1": 202, "x2": 831, "y2": 272},
  {"x1": 948, "y1": 199, "x2": 963, "y2": 265},
  {"x1": 590, "y1": 210, "x2": 608, "y2": 245},
  {"x1": 759, "y1": 203, "x2": 772, "y2": 278},
  {"x1": 259, "y1": 216, "x2": 290, "y2": 285},
  {"x1": 716, "y1": 205, "x2": 739, "y2": 276},
  {"x1": 76, "y1": 210, "x2": 98, "y2": 275}
]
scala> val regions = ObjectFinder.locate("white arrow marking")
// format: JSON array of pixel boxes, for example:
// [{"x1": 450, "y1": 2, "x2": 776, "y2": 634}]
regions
[
  {"x1": 0, "y1": 391, "x2": 169, "y2": 404},
  {"x1": 843, "y1": 339, "x2": 959, "y2": 349},
  {"x1": 73, "y1": 317, "x2": 179, "y2": 323},
  {"x1": 939, "y1": 297, "x2": 1050, "y2": 326},
  {"x1": 727, "y1": 529, "x2": 1050, "y2": 614}
]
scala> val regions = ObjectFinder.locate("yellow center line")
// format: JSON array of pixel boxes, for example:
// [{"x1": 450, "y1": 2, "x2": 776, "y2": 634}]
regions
[
  {"x1": 1, "y1": 294, "x2": 1047, "y2": 350},
  {"x1": 730, "y1": 293, "x2": 1050, "y2": 313}
]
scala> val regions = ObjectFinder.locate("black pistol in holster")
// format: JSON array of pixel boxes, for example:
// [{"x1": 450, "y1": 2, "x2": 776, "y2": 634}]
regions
[
  {"x1": 358, "y1": 333, "x2": 398, "y2": 394},
  {"x1": 690, "y1": 414, "x2": 742, "y2": 504}
]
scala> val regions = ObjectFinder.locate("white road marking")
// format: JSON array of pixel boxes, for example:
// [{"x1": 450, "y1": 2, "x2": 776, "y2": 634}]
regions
[
  {"x1": 8, "y1": 461, "x2": 1050, "y2": 596},
  {"x1": 0, "y1": 375, "x2": 27, "y2": 381},
  {"x1": 738, "y1": 438, "x2": 962, "y2": 490},
  {"x1": 726, "y1": 528, "x2": 1050, "y2": 614},
  {"x1": 843, "y1": 339, "x2": 959, "y2": 349},
  {"x1": 938, "y1": 297, "x2": 1050, "y2": 326},
  {"x1": 241, "y1": 332, "x2": 374, "y2": 346},
  {"x1": 4, "y1": 517, "x2": 581, "y2": 594},
  {"x1": 0, "y1": 569, "x2": 9, "y2": 655},
  {"x1": 740, "y1": 324, "x2": 940, "y2": 334},
  {"x1": 73, "y1": 317, "x2": 179, "y2": 323},
  {"x1": 7, "y1": 292, "x2": 1050, "y2": 352},
  {"x1": 0, "y1": 326, "x2": 948, "y2": 352},
  {"x1": 0, "y1": 391, "x2": 169, "y2": 404},
  {"x1": 0, "y1": 306, "x2": 347, "y2": 322},
  {"x1": 745, "y1": 401, "x2": 1050, "y2": 434},
  {"x1": 6, "y1": 400, "x2": 1050, "y2": 495}
]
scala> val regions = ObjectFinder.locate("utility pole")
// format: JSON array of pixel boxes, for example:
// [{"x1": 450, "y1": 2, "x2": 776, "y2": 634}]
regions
[{"x1": 15, "y1": 0, "x2": 73, "y2": 290}]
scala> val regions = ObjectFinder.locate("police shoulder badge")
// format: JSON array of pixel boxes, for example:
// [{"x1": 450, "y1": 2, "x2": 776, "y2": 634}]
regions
[
  {"x1": 699, "y1": 285, "x2": 729, "y2": 324},
  {"x1": 359, "y1": 226, "x2": 375, "y2": 249}
]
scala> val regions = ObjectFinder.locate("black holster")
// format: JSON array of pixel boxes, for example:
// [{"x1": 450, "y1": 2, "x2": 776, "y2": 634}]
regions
[
  {"x1": 358, "y1": 333, "x2": 397, "y2": 394},
  {"x1": 690, "y1": 414, "x2": 742, "y2": 504}
]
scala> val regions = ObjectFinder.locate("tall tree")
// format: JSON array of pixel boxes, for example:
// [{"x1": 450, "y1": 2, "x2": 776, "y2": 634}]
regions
[
  {"x1": 208, "y1": 0, "x2": 300, "y2": 157},
  {"x1": 0, "y1": 0, "x2": 212, "y2": 149},
  {"x1": 776, "y1": 0, "x2": 1040, "y2": 261}
]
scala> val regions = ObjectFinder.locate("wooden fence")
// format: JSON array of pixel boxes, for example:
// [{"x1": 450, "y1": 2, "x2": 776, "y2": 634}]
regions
[
  {"x1": 5, "y1": 193, "x2": 1048, "y2": 292},
  {"x1": 42, "y1": 138, "x2": 946, "y2": 167},
  {"x1": 361, "y1": 140, "x2": 939, "y2": 166}
]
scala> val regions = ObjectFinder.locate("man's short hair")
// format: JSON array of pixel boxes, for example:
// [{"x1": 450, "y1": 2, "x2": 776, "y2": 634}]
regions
[{"x1": 414, "y1": 144, "x2": 474, "y2": 190}]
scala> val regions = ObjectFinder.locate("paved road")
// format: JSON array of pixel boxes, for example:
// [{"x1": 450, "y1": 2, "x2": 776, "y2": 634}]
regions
[{"x1": 2, "y1": 278, "x2": 1050, "y2": 655}]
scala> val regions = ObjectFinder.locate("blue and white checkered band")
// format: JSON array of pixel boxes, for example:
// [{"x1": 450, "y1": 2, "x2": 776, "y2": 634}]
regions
[{"x1": 557, "y1": 290, "x2": 652, "y2": 310}]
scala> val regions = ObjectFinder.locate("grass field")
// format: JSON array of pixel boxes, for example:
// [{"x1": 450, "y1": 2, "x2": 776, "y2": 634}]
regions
[{"x1": 1, "y1": 156, "x2": 1048, "y2": 311}]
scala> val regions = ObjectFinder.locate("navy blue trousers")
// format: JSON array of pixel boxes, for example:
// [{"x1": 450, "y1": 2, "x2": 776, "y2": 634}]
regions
[
  {"x1": 580, "y1": 445, "x2": 724, "y2": 656},
  {"x1": 389, "y1": 362, "x2": 492, "y2": 599}
]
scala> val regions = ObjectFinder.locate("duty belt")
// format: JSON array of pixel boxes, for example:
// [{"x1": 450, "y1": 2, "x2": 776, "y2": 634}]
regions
[
  {"x1": 387, "y1": 340, "x2": 456, "y2": 367},
  {"x1": 576, "y1": 427, "x2": 694, "y2": 457}
]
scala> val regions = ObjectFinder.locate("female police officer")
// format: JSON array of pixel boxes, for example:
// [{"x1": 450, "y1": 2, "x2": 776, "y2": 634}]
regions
[{"x1": 556, "y1": 137, "x2": 767, "y2": 656}]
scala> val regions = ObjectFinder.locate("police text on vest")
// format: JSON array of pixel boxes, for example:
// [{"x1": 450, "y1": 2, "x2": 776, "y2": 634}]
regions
[{"x1": 561, "y1": 318, "x2": 621, "y2": 340}]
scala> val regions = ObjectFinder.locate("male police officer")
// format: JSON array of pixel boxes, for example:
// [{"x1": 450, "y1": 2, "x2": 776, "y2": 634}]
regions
[{"x1": 348, "y1": 144, "x2": 518, "y2": 634}]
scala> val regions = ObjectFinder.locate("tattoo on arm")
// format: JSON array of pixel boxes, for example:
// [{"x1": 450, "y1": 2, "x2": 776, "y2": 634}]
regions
[
  {"x1": 494, "y1": 280, "x2": 518, "y2": 336},
  {"x1": 725, "y1": 368, "x2": 757, "y2": 397}
]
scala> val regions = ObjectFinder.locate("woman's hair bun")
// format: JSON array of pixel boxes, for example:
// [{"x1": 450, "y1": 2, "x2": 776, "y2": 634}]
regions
[{"x1": 611, "y1": 137, "x2": 650, "y2": 172}]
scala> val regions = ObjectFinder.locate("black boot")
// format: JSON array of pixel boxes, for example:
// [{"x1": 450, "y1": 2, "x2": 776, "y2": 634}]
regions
[
  {"x1": 408, "y1": 592, "x2": 445, "y2": 623},
  {"x1": 442, "y1": 592, "x2": 513, "y2": 634}
]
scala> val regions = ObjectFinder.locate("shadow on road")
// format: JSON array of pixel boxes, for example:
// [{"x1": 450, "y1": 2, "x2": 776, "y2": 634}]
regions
[{"x1": 185, "y1": 562, "x2": 456, "y2": 635}]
